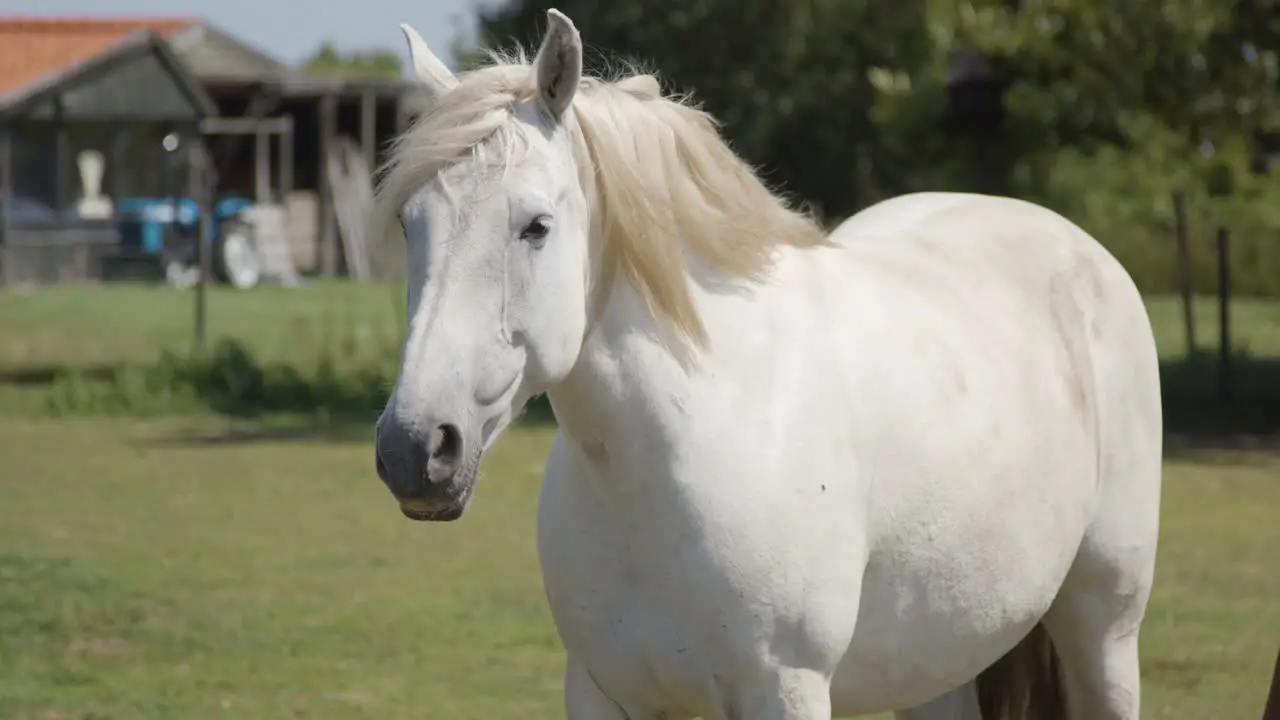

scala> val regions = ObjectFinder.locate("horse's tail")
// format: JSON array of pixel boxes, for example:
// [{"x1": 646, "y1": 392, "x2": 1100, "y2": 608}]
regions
[{"x1": 974, "y1": 622, "x2": 1069, "y2": 720}]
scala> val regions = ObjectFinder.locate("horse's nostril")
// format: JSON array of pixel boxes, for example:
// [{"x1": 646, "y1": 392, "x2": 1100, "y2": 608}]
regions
[
  {"x1": 433, "y1": 423, "x2": 462, "y2": 460},
  {"x1": 425, "y1": 423, "x2": 463, "y2": 483}
]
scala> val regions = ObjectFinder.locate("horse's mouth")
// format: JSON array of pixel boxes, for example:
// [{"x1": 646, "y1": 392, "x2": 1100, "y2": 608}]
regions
[
  {"x1": 394, "y1": 463, "x2": 478, "y2": 522},
  {"x1": 399, "y1": 501, "x2": 465, "y2": 522}
]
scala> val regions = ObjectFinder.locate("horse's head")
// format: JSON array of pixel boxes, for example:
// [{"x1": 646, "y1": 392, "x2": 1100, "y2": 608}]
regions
[
  {"x1": 373, "y1": 8, "x2": 825, "y2": 521},
  {"x1": 373, "y1": 11, "x2": 591, "y2": 521}
]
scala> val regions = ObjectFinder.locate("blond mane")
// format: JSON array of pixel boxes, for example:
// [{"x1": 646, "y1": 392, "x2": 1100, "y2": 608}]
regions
[{"x1": 374, "y1": 52, "x2": 826, "y2": 347}]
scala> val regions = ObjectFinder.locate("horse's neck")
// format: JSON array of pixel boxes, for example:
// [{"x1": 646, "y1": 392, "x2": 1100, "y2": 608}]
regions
[
  {"x1": 545, "y1": 279, "x2": 690, "y2": 468},
  {"x1": 544, "y1": 340, "x2": 616, "y2": 459}
]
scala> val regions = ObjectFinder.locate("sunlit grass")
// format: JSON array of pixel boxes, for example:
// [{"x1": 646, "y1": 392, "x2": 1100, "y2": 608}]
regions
[{"x1": 0, "y1": 418, "x2": 1276, "y2": 718}]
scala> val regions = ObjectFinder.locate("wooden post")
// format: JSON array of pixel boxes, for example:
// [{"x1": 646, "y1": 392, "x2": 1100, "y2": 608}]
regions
[
  {"x1": 361, "y1": 88, "x2": 377, "y2": 171},
  {"x1": 394, "y1": 95, "x2": 409, "y2": 135},
  {"x1": 254, "y1": 123, "x2": 271, "y2": 203},
  {"x1": 109, "y1": 125, "x2": 128, "y2": 200},
  {"x1": 190, "y1": 142, "x2": 212, "y2": 351},
  {"x1": 1171, "y1": 191, "x2": 1196, "y2": 354},
  {"x1": 1215, "y1": 225, "x2": 1232, "y2": 404},
  {"x1": 210, "y1": 87, "x2": 280, "y2": 181},
  {"x1": 0, "y1": 127, "x2": 10, "y2": 283},
  {"x1": 54, "y1": 98, "x2": 70, "y2": 213},
  {"x1": 0, "y1": 127, "x2": 11, "y2": 224},
  {"x1": 318, "y1": 92, "x2": 339, "y2": 277},
  {"x1": 279, "y1": 116, "x2": 294, "y2": 199}
]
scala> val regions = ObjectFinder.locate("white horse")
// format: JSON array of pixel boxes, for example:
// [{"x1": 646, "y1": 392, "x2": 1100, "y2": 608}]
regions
[{"x1": 373, "y1": 11, "x2": 1162, "y2": 719}]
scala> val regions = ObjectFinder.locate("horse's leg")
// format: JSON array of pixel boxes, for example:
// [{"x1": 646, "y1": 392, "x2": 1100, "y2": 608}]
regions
[
  {"x1": 893, "y1": 683, "x2": 982, "y2": 720},
  {"x1": 1040, "y1": 589, "x2": 1142, "y2": 720},
  {"x1": 1039, "y1": 474, "x2": 1158, "y2": 720},
  {"x1": 564, "y1": 658, "x2": 628, "y2": 720},
  {"x1": 1034, "y1": 280, "x2": 1160, "y2": 720},
  {"x1": 735, "y1": 668, "x2": 831, "y2": 720}
]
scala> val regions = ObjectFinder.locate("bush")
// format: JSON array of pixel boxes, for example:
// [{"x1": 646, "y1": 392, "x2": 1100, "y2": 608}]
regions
[
  {"x1": 1027, "y1": 125, "x2": 1280, "y2": 299},
  {"x1": 40, "y1": 338, "x2": 396, "y2": 419},
  {"x1": 32, "y1": 335, "x2": 559, "y2": 425}
]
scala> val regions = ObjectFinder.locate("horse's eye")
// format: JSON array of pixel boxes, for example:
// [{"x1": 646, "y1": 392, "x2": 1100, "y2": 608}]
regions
[{"x1": 520, "y1": 217, "x2": 551, "y2": 248}]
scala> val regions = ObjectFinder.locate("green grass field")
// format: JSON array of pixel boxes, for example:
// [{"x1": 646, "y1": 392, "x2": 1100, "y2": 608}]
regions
[
  {"x1": 2, "y1": 281, "x2": 1279, "y2": 370},
  {"x1": 1, "y1": 282, "x2": 1279, "y2": 718},
  {"x1": 1, "y1": 418, "x2": 1277, "y2": 719},
  {"x1": 0, "y1": 282, "x2": 404, "y2": 370}
]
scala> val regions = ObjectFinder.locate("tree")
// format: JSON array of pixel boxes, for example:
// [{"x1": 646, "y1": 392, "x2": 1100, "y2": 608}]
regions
[
  {"x1": 466, "y1": 0, "x2": 1280, "y2": 226},
  {"x1": 303, "y1": 42, "x2": 404, "y2": 80},
  {"x1": 947, "y1": 0, "x2": 1279, "y2": 160},
  {"x1": 472, "y1": 0, "x2": 935, "y2": 220}
]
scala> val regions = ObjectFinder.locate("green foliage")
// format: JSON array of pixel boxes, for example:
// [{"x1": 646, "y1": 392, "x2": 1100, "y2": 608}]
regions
[
  {"x1": 38, "y1": 338, "x2": 394, "y2": 419},
  {"x1": 3, "y1": 285, "x2": 1278, "y2": 435},
  {"x1": 28, "y1": 337, "x2": 560, "y2": 424},
  {"x1": 475, "y1": 0, "x2": 934, "y2": 217},
  {"x1": 949, "y1": 0, "x2": 1279, "y2": 149},
  {"x1": 1014, "y1": 115, "x2": 1280, "y2": 297},
  {"x1": 302, "y1": 42, "x2": 404, "y2": 80},
  {"x1": 0, "y1": 283, "x2": 560, "y2": 424},
  {"x1": 467, "y1": 0, "x2": 1280, "y2": 295}
]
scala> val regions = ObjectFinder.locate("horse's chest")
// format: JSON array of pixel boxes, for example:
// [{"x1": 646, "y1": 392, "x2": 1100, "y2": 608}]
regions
[
  {"x1": 536, "y1": 450, "x2": 821, "y2": 716},
  {"x1": 538, "y1": 523, "x2": 740, "y2": 716}
]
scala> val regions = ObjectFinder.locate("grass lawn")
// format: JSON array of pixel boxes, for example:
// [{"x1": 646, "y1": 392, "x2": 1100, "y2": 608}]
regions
[
  {"x1": 1, "y1": 417, "x2": 1278, "y2": 719},
  {"x1": 0, "y1": 282, "x2": 404, "y2": 370},
  {"x1": 1, "y1": 284, "x2": 1278, "y2": 717},
  {"x1": 2, "y1": 283, "x2": 1280, "y2": 371}
]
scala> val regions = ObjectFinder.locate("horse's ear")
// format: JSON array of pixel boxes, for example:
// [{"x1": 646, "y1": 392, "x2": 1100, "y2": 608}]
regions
[
  {"x1": 532, "y1": 9, "x2": 582, "y2": 119},
  {"x1": 399, "y1": 23, "x2": 459, "y2": 99}
]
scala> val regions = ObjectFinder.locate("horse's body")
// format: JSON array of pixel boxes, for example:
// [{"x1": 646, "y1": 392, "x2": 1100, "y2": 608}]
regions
[
  {"x1": 375, "y1": 14, "x2": 1162, "y2": 719},
  {"x1": 540, "y1": 191, "x2": 1160, "y2": 718}
]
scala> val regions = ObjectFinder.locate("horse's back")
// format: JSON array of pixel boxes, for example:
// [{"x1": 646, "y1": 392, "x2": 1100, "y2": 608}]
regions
[
  {"x1": 825, "y1": 192, "x2": 1158, "y2": 393},
  {"x1": 831, "y1": 191, "x2": 1122, "y2": 276},
  {"x1": 828, "y1": 191, "x2": 980, "y2": 245},
  {"x1": 829, "y1": 191, "x2": 1160, "y2": 459}
]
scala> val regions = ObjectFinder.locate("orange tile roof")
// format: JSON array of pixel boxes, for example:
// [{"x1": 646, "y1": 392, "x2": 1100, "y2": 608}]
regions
[{"x1": 0, "y1": 17, "x2": 197, "y2": 98}]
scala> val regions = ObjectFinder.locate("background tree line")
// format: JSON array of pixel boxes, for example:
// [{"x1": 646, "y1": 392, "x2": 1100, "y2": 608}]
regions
[
  {"x1": 316, "y1": 0, "x2": 1280, "y2": 297},
  {"x1": 469, "y1": 0, "x2": 1280, "y2": 297}
]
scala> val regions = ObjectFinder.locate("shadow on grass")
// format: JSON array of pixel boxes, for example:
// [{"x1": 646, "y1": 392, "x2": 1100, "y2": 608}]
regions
[
  {"x1": 0, "y1": 363, "x2": 120, "y2": 386},
  {"x1": 1161, "y1": 351, "x2": 1280, "y2": 458},
  {"x1": 0, "y1": 338, "x2": 561, "y2": 433},
  {"x1": 146, "y1": 419, "x2": 377, "y2": 447},
  {"x1": 6, "y1": 339, "x2": 1280, "y2": 457},
  {"x1": 144, "y1": 395, "x2": 559, "y2": 448},
  {"x1": 125, "y1": 351, "x2": 1280, "y2": 454}
]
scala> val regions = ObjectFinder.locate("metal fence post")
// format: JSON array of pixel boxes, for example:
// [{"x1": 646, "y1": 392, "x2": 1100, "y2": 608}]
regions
[{"x1": 1215, "y1": 225, "x2": 1232, "y2": 404}]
